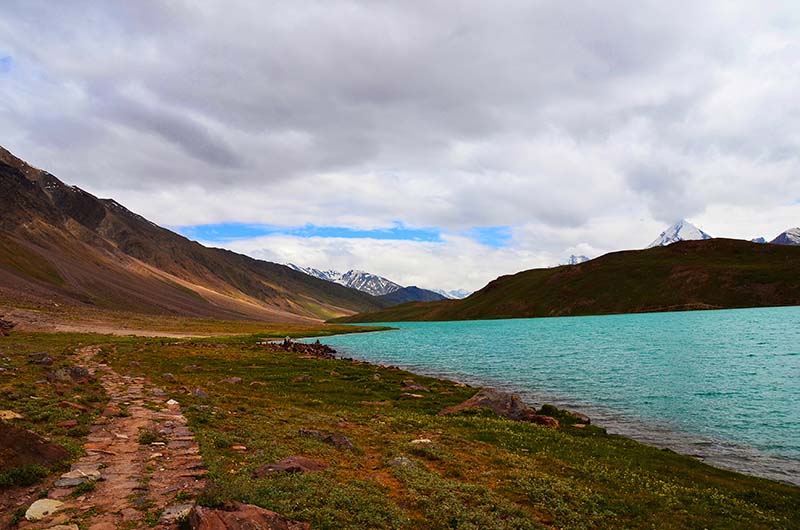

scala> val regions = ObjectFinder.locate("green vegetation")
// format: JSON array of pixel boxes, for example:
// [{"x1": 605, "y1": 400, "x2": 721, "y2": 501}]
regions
[
  {"x1": 333, "y1": 239, "x2": 800, "y2": 322},
  {"x1": 0, "y1": 236, "x2": 64, "y2": 286},
  {"x1": 3, "y1": 330, "x2": 799, "y2": 529},
  {"x1": 0, "y1": 464, "x2": 48, "y2": 489}
]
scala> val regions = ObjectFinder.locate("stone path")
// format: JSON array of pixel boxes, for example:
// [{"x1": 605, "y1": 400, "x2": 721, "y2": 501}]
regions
[{"x1": 21, "y1": 346, "x2": 207, "y2": 529}]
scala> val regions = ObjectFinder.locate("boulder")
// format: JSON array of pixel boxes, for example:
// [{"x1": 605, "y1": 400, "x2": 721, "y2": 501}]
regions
[
  {"x1": 25, "y1": 499, "x2": 64, "y2": 521},
  {"x1": 439, "y1": 388, "x2": 541, "y2": 422},
  {"x1": 0, "y1": 423, "x2": 70, "y2": 472},
  {"x1": 252, "y1": 456, "x2": 328, "y2": 477},
  {"x1": 531, "y1": 415, "x2": 559, "y2": 428},
  {"x1": 188, "y1": 502, "x2": 310, "y2": 530}
]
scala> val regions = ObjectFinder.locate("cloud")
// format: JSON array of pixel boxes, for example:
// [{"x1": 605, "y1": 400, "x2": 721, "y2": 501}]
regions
[{"x1": 1, "y1": 1, "x2": 799, "y2": 289}]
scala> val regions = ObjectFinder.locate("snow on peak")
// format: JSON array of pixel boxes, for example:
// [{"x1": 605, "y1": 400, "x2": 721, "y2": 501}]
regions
[
  {"x1": 565, "y1": 255, "x2": 590, "y2": 265},
  {"x1": 647, "y1": 220, "x2": 712, "y2": 248},
  {"x1": 432, "y1": 288, "x2": 472, "y2": 300},
  {"x1": 770, "y1": 227, "x2": 800, "y2": 246},
  {"x1": 286, "y1": 264, "x2": 402, "y2": 296}
]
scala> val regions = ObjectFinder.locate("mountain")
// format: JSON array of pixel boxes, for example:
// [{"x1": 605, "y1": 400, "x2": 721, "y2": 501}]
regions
[
  {"x1": 751, "y1": 237, "x2": 767, "y2": 244},
  {"x1": 565, "y1": 255, "x2": 590, "y2": 265},
  {"x1": 287, "y1": 264, "x2": 402, "y2": 296},
  {"x1": 648, "y1": 220, "x2": 712, "y2": 248},
  {"x1": 770, "y1": 228, "x2": 800, "y2": 246},
  {"x1": 0, "y1": 146, "x2": 382, "y2": 323},
  {"x1": 433, "y1": 289, "x2": 472, "y2": 300},
  {"x1": 331, "y1": 239, "x2": 800, "y2": 323},
  {"x1": 376, "y1": 286, "x2": 446, "y2": 305}
]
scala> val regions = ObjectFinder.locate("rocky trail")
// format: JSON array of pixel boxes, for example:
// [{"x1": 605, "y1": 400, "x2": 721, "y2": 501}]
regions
[{"x1": 19, "y1": 345, "x2": 207, "y2": 529}]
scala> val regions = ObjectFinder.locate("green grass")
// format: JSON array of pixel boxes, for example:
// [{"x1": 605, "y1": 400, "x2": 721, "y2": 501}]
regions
[
  {"x1": 332, "y1": 239, "x2": 800, "y2": 322},
  {"x1": 3, "y1": 331, "x2": 799, "y2": 529}
]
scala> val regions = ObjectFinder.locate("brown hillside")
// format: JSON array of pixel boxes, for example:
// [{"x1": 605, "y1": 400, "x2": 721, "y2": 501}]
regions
[{"x1": 0, "y1": 146, "x2": 381, "y2": 323}]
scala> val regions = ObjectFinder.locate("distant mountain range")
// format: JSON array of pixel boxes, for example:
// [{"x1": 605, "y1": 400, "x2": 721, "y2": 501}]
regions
[
  {"x1": 333, "y1": 238, "x2": 800, "y2": 323},
  {"x1": 648, "y1": 220, "x2": 800, "y2": 249},
  {"x1": 286, "y1": 265, "x2": 402, "y2": 296},
  {"x1": 565, "y1": 255, "x2": 590, "y2": 265},
  {"x1": 432, "y1": 288, "x2": 472, "y2": 300},
  {"x1": 287, "y1": 264, "x2": 452, "y2": 304}
]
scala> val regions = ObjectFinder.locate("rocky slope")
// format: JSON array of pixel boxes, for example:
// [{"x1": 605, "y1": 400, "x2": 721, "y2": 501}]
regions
[{"x1": 0, "y1": 146, "x2": 381, "y2": 322}]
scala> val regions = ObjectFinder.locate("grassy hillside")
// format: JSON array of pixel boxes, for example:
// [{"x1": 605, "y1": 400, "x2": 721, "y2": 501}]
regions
[{"x1": 333, "y1": 239, "x2": 800, "y2": 322}]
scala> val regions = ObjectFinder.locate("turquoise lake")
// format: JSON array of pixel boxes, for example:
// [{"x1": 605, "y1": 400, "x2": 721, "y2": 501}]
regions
[{"x1": 316, "y1": 306, "x2": 800, "y2": 485}]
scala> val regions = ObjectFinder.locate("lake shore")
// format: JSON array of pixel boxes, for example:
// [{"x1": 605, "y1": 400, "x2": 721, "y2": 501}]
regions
[{"x1": 2, "y1": 330, "x2": 799, "y2": 529}]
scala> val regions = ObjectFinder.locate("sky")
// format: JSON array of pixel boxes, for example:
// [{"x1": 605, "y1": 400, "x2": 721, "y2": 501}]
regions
[{"x1": 1, "y1": 1, "x2": 799, "y2": 292}]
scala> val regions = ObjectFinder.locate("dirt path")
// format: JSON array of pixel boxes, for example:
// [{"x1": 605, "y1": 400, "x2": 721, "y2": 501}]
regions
[{"x1": 20, "y1": 345, "x2": 207, "y2": 529}]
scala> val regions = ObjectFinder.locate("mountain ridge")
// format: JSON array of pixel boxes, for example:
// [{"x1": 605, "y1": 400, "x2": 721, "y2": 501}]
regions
[
  {"x1": 0, "y1": 146, "x2": 382, "y2": 323},
  {"x1": 332, "y1": 238, "x2": 800, "y2": 323}
]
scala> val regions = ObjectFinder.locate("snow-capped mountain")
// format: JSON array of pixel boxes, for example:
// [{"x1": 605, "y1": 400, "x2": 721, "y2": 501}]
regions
[
  {"x1": 565, "y1": 255, "x2": 590, "y2": 265},
  {"x1": 287, "y1": 264, "x2": 402, "y2": 296},
  {"x1": 751, "y1": 237, "x2": 767, "y2": 244},
  {"x1": 647, "y1": 220, "x2": 712, "y2": 248},
  {"x1": 433, "y1": 289, "x2": 472, "y2": 300},
  {"x1": 770, "y1": 227, "x2": 800, "y2": 246}
]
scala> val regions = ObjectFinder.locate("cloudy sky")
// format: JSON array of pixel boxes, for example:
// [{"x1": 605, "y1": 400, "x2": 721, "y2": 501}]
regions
[{"x1": 1, "y1": 1, "x2": 799, "y2": 292}]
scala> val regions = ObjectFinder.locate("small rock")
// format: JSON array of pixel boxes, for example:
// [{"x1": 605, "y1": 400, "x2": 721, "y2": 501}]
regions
[
  {"x1": 166, "y1": 399, "x2": 179, "y2": 406},
  {"x1": 46, "y1": 369, "x2": 72, "y2": 383},
  {"x1": 0, "y1": 410, "x2": 23, "y2": 420},
  {"x1": 399, "y1": 393, "x2": 424, "y2": 399},
  {"x1": 57, "y1": 419, "x2": 78, "y2": 428},
  {"x1": 183, "y1": 364, "x2": 201, "y2": 372},
  {"x1": 372, "y1": 373, "x2": 381, "y2": 380},
  {"x1": 402, "y1": 380, "x2": 430, "y2": 392},
  {"x1": 231, "y1": 445, "x2": 247, "y2": 451},
  {"x1": 531, "y1": 415, "x2": 559, "y2": 428},
  {"x1": 292, "y1": 375, "x2": 312, "y2": 383},
  {"x1": 68, "y1": 366, "x2": 91, "y2": 381},
  {"x1": 161, "y1": 503, "x2": 194, "y2": 523},
  {"x1": 218, "y1": 377, "x2": 243, "y2": 384},
  {"x1": 188, "y1": 502, "x2": 310, "y2": 530},
  {"x1": 249, "y1": 381, "x2": 267, "y2": 387},
  {"x1": 325, "y1": 433, "x2": 354, "y2": 450},
  {"x1": 101, "y1": 406, "x2": 121, "y2": 417},
  {"x1": 57, "y1": 401, "x2": 88, "y2": 412},
  {"x1": 25, "y1": 499, "x2": 64, "y2": 521},
  {"x1": 149, "y1": 452, "x2": 164, "y2": 459},
  {"x1": 252, "y1": 456, "x2": 328, "y2": 477},
  {"x1": 162, "y1": 373, "x2": 176, "y2": 381},
  {"x1": 28, "y1": 352, "x2": 53, "y2": 365},
  {"x1": 151, "y1": 388, "x2": 167, "y2": 397},
  {"x1": 389, "y1": 457, "x2": 415, "y2": 468},
  {"x1": 439, "y1": 388, "x2": 536, "y2": 422},
  {"x1": 410, "y1": 438, "x2": 433, "y2": 445},
  {"x1": 43, "y1": 525, "x2": 78, "y2": 530},
  {"x1": 192, "y1": 388, "x2": 209, "y2": 399},
  {"x1": 129, "y1": 361, "x2": 141, "y2": 367},
  {"x1": 114, "y1": 433, "x2": 129, "y2": 440}
]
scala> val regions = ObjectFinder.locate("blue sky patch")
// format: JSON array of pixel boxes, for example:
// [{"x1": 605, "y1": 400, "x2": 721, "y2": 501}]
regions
[
  {"x1": 174, "y1": 222, "x2": 443, "y2": 243},
  {"x1": 0, "y1": 55, "x2": 12, "y2": 74},
  {"x1": 468, "y1": 226, "x2": 513, "y2": 248}
]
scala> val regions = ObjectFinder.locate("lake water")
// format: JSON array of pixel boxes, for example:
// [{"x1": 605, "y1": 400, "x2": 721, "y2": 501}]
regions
[{"x1": 316, "y1": 306, "x2": 800, "y2": 485}]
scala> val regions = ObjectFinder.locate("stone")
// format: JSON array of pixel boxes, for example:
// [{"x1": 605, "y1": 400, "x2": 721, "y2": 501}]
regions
[
  {"x1": 183, "y1": 364, "x2": 201, "y2": 372},
  {"x1": 439, "y1": 388, "x2": 538, "y2": 422},
  {"x1": 252, "y1": 456, "x2": 328, "y2": 477},
  {"x1": 188, "y1": 502, "x2": 311, "y2": 530},
  {"x1": 399, "y1": 393, "x2": 424, "y2": 399},
  {"x1": 230, "y1": 445, "x2": 247, "y2": 451},
  {"x1": 166, "y1": 399, "x2": 180, "y2": 406},
  {"x1": 101, "y1": 406, "x2": 121, "y2": 417},
  {"x1": 410, "y1": 438, "x2": 432, "y2": 445},
  {"x1": 0, "y1": 410, "x2": 23, "y2": 420},
  {"x1": 292, "y1": 375, "x2": 312, "y2": 383},
  {"x1": 0, "y1": 316, "x2": 14, "y2": 336},
  {"x1": 298, "y1": 429, "x2": 354, "y2": 450},
  {"x1": 402, "y1": 380, "x2": 430, "y2": 392},
  {"x1": 68, "y1": 366, "x2": 91, "y2": 381},
  {"x1": 44, "y1": 525, "x2": 79, "y2": 530},
  {"x1": 0, "y1": 423, "x2": 71, "y2": 471},
  {"x1": 249, "y1": 381, "x2": 267, "y2": 387},
  {"x1": 57, "y1": 419, "x2": 78, "y2": 428},
  {"x1": 29, "y1": 352, "x2": 53, "y2": 365},
  {"x1": 192, "y1": 388, "x2": 209, "y2": 399},
  {"x1": 46, "y1": 369, "x2": 72, "y2": 383},
  {"x1": 568, "y1": 411, "x2": 591, "y2": 424},
  {"x1": 162, "y1": 373, "x2": 176, "y2": 381},
  {"x1": 57, "y1": 401, "x2": 89, "y2": 412},
  {"x1": 161, "y1": 503, "x2": 194, "y2": 522},
  {"x1": 531, "y1": 415, "x2": 559, "y2": 428},
  {"x1": 25, "y1": 499, "x2": 64, "y2": 521},
  {"x1": 389, "y1": 457, "x2": 415, "y2": 468},
  {"x1": 218, "y1": 377, "x2": 243, "y2": 384}
]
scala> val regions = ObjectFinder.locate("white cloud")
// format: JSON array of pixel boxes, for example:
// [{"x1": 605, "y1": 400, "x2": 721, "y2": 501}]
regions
[{"x1": 0, "y1": 0, "x2": 799, "y2": 290}]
